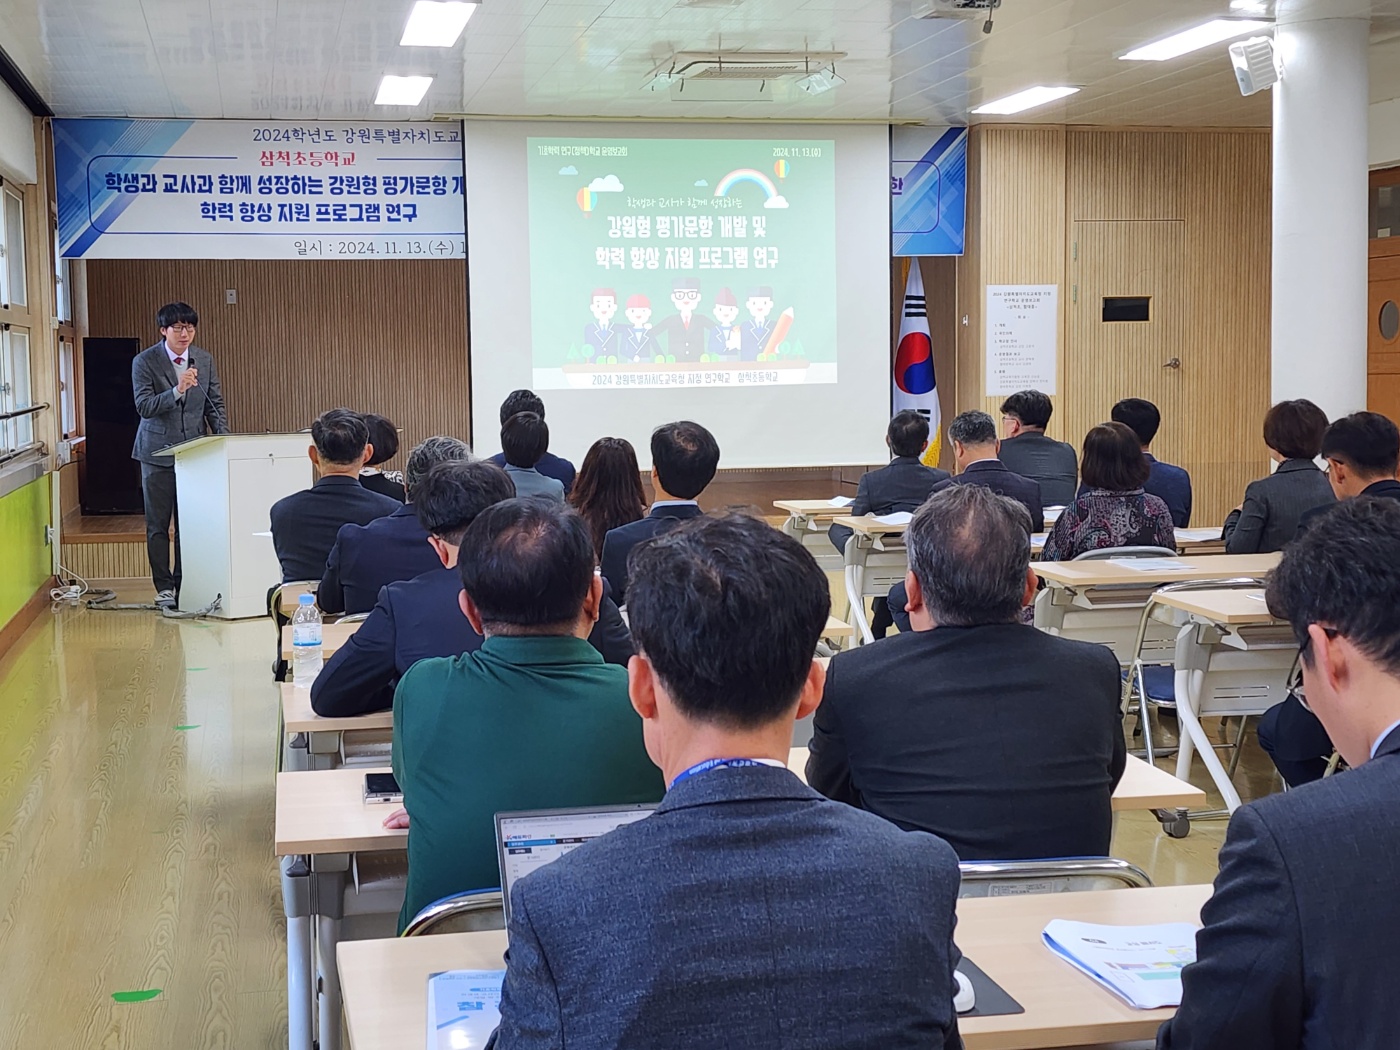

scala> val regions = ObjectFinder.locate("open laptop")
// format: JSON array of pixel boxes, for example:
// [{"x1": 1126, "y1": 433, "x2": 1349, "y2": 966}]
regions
[{"x1": 494, "y1": 804, "x2": 655, "y2": 923}]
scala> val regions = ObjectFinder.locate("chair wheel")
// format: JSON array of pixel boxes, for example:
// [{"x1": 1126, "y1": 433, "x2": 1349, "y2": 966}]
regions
[{"x1": 1163, "y1": 815, "x2": 1191, "y2": 839}]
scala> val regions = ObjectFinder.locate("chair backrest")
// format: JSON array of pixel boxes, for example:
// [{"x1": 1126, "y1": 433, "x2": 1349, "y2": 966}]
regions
[
  {"x1": 1072, "y1": 546, "x2": 1178, "y2": 562},
  {"x1": 276, "y1": 580, "x2": 320, "y2": 618},
  {"x1": 336, "y1": 611, "x2": 372, "y2": 624},
  {"x1": 402, "y1": 889, "x2": 505, "y2": 936},
  {"x1": 957, "y1": 858, "x2": 1153, "y2": 898}
]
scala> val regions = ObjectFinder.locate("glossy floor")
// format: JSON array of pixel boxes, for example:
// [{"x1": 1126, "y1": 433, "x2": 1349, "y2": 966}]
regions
[{"x1": 0, "y1": 589, "x2": 1282, "y2": 1048}]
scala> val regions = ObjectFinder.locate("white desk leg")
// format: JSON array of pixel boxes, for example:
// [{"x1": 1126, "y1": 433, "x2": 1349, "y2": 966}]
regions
[
  {"x1": 314, "y1": 867, "x2": 347, "y2": 1050},
  {"x1": 844, "y1": 561, "x2": 873, "y2": 646},
  {"x1": 1174, "y1": 666, "x2": 1245, "y2": 813},
  {"x1": 281, "y1": 856, "x2": 314, "y2": 1050}
]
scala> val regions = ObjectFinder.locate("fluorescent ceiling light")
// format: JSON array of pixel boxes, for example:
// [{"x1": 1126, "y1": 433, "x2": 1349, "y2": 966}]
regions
[
  {"x1": 796, "y1": 67, "x2": 845, "y2": 95},
  {"x1": 375, "y1": 75, "x2": 434, "y2": 105},
  {"x1": 971, "y1": 85, "x2": 1079, "y2": 115},
  {"x1": 400, "y1": 1, "x2": 478, "y2": 47},
  {"x1": 1229, "y1": 0, "x2": 1268, "y2": 11},
  {"x1": 1121, "y1": 19, "x2": 1271, "y2": 62}
]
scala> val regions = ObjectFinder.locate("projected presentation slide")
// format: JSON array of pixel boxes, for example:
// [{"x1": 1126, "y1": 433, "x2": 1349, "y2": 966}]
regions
[{"x1": 527, "y1": 137, "x2": 837, "y2": 391}]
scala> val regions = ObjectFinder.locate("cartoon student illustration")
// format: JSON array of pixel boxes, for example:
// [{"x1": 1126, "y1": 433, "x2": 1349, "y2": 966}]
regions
[
  {"x1": 740, "y1": 285, "x2": 776, "y2": 361},
  {"x1": 623, "y1": 294, "x2": 655, "y2": 361},
  {"x1": 708, "y1": 287, "x2": 742, "y2": 360},
  {"x1": 583, "y1": 288, "x2": 620, "y2": 359},
  {"x1": 650, "y1": 277, "x2": 714, "y2": 363}
]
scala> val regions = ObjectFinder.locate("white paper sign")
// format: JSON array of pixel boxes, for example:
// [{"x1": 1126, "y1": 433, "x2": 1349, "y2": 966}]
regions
[{"x1": 986, "y1": 285, "x2": 1058, "y2": 395}]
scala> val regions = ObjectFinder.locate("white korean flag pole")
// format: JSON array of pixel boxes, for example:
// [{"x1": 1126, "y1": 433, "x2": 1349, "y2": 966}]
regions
[{"x1": 893, "y1": 259, "x2": 941, "y2": 466}]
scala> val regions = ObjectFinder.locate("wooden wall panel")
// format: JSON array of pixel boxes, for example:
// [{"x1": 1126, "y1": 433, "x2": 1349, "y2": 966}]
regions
[
  {"x1": 1067, "y1": 131, "x2": 1185, "y2": 222},
  {"x1": 61, "y1": 541, "x2": 149, "y2": 580},
  {"x1": 84, "y1": 259, "x2": 469, "y2": 469}
]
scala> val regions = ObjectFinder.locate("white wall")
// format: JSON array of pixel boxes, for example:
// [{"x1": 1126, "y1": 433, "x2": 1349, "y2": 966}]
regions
[
  {"x1": 1370, "y1": 97, "x2": 1400, "y2": 169},
  {"x1": 0, "y1": 78, "x2": 36, "y2": 185}
]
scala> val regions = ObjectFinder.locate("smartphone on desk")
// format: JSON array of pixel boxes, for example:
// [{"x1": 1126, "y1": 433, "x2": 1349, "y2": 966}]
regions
[{"x1": 363, "y1": 772, "x2": 403, "y2": 804}]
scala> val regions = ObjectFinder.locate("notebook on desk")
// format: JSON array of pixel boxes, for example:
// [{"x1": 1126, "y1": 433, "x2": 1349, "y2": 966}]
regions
[{"x1": 494, "y1": 804, "x2": 655, "y2": 922}]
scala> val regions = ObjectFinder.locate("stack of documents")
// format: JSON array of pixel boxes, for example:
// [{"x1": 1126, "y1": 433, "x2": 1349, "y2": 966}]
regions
[
  {"x1": 1042, "y1": 920, "x2": 1198, "y2": 1009},
  {"x1": 873, "y1": 511, "x2": 913, "y2": 526},
  {"x1": 428, "y1": 970, "x2": 505, "y2": 1049}
]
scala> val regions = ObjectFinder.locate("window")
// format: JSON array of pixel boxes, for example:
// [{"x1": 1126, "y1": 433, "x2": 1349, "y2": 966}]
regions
[
  {"x1": 1, "y1": 187, "x2": 24, "y2": 307},
  {"x1": 58, "y1": 337, "x2": 75, "y2": 438},
  {"x1": 54, "y1": 227, "x2": 70, "y2": 324},
  {"x1": 0, "y1": 325, "x2": 33, "y2": 453}
]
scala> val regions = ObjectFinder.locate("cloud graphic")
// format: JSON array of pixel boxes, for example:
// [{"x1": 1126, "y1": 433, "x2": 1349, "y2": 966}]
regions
[
  {"x1": 558, "y1": 165, "x2": 578, "y2": 175},
  {"x1": 589, "y1": 174, "x2": 624, "y2": 192},
  {"x1": 693, "y1": 179, "x2": 708, "y2": 187},
  {"x1": 763, "y1": 195, "x2": 790, "y2": 209}
]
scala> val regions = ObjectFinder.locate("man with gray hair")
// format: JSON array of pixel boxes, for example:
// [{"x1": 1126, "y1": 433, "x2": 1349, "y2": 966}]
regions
[
  {"x1": 807, "y1": 484, "x2": 1125, "y2": 861},
  {"x1": 319, "y1": 435, "x2": 473, "y2": 614}
]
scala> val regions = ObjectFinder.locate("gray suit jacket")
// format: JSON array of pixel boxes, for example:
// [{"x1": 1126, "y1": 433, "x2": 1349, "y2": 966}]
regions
[
  {"x1": 1158, "y1": 726, "x2": 1400, "y2": 1050},
  {"x1": 488, "y1": 764, "x2": 963, "y2": 1050},
  {"x1": 504, "y1": 464, "x2": 566, "y2": 502},
  {"x1": 1222, "y1": 458, "x2": 1334, "y2": 554},
  {"x1": 996, "y1": 431, "x2": 1079, "y2": 507},
  {"x1": 130, "y1": 342, "x2": 229, "y2": 465}
]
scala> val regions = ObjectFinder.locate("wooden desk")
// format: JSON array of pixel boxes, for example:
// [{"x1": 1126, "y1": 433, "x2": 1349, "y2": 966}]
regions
[
  {"x1": 773, "y1": 498, "x2": 852, "y2": 522},
  {"x1": 834, "y1": 516, "x2": 1227, "y2": 552},
  {"x1": 282, "y1": 682, "x2": 394, "y2": 735},
  {"x1": 275, "y1": 766, "x2": 406, "y2": 857},
  {"x1": 1034, "y1": 553, "x2": 1279, "y2": 588},
  {"x1": 1151, "y1": 588, "x2": 1277, "y2": 626},
  {"x1": 280, "y1": 620, "x2": 361, "y2": 660},
  {"x1": 786, "y1": 749, "x2": 1204, "y2": 813},
  {"x1": 822, "y1": 615, "x2": 854, "y2": 640},
  {"x1": 278, "y1": 580, "x2": 320, "y2": 616},
  {"x1": 775, "y1": 500, "x2": 853, "y2": 574},
  {"x1": 337, "y1": 884, "x2": 1211, "y2": 1050}
]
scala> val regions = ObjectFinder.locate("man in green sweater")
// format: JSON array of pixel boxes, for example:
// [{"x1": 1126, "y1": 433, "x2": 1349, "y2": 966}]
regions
[{"x1": 388, "y1": 497, "x2": 664, "y2": 930}]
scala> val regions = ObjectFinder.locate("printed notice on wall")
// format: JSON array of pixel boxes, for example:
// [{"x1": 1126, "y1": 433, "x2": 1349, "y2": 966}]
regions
[{"x1": 985, "y1": 284, "x2": 1058, "y2": 395}]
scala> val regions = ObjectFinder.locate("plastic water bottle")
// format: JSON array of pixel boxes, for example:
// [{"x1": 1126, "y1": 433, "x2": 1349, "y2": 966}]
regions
[{"x1": 291, "y1": 593, "x2": 323, "y2": 687}]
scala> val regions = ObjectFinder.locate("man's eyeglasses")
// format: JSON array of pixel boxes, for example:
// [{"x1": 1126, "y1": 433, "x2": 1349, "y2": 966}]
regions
[
  {"x1": 673, "y1": 291, "x2": 701, "y2": 303},
  {"x1": 1292, "y1": 625, "x2": 1340, "y2": 713},
  {"x1": 165, "y1": 324, "x2": 196, "y2": 334}
]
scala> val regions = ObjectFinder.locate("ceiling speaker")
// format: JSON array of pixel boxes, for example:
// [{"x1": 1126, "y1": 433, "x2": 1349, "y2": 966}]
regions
[{"x1": 1229, "y1": 36, "x2": 1282, "y2": 96}]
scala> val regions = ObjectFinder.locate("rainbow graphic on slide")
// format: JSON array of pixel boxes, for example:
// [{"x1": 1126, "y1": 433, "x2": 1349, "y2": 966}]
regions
[{"x1": 713, "y1": 168, "x2": 789, "y2": 209}]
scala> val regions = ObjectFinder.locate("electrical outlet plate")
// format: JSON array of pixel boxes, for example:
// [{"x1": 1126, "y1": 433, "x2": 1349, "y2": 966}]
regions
[{"x1": 44, "y1": 525, "x2": 55, "y2": 545}]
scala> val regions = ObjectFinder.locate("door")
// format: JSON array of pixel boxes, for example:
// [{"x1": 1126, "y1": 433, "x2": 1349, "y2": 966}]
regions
[
  {"x1": 1368, "y1": 244, "x2": 1400, "y2": 421},
  {"x1": 1066, "y1": 220, "x2": 1186, "y2": 465}
]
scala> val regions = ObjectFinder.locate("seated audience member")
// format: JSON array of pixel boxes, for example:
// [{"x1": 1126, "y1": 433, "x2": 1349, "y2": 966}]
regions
[
  {"x1": 1223, "y1": 398, "x2": 1333, "y2": 553},
  {"x1": 569, "y1": 436, "x2": 647, "y2": 560},
  {"x1": 319, "y1": 435, "x2": 471, "y2": 614},
  {"x1": 997, "y1": 389, "x2": 1078, "y2": 506},
  {"x1": 269, "y1": 408, "x2": 401, "y2": 582},
  {"x1": 1041, "y1": 422, "x2": 1175, "y2": 561},
  {"x1": 600, "y1": 420, "x2": 719, "y2": 604},
  {"x1": 488, "y1": 513, "x2": 963, "y2": 1050},
  {"x1": 1111, "y1": 398, "x2": 1192, "y2": 527},
  {"x1": 885, "y1": 410, "x2": 1041, "y2": 634},
  {"x1": 311, "y1": 461, "x2": 633, "y2": 718},
  {"x1": 809, "y1": 485, "x2": 1124, "y2": 861},
  {"x1": 827, "y1": 409, "x2": 951, "y2": 556},
  {"x1": 389, "y1": 498, "x2": 662, "y2": 930},
  {"x1": 488, "y1": 389, "x2": 576, "y2": 494},
  {"x1": 500, "y1": 411, "x2": 565, "y2": 502},
  {"x1": 1258, "y1": 411, "x2": 1400, "y2": 787},
  {"x1": 358, "y1": 413, "x2": 407, "y2": 502},
  {"x1": 1159, "y1": 498, "x2": 1400, "y2": 1050}
]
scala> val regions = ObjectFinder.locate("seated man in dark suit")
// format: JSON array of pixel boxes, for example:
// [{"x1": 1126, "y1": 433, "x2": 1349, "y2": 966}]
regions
[
  {"x1": 1258, "y1": 411, "x2": 1400, "y2": 787},
  {"x1": 997, "y1": 389, "x2": 1079, "y2": 507},
  {"x1": 388, "y1": 498, "x2": 662, "y2": 930},
  {"x1": 1160, "y1": 497, "x2": 1400, "y2": 1050},
  {"x1": 887, "y1": 410, "x2": 1042, "y2": 633},
  {"x1": 318, "y1": 435, "x2": 471, "y2": 614},
  {"x1": 809, "y1": 484, "x2": 1125, "y2": 861},
  {"x1": 1112, "y1": 398, "x2": 1192, "y2": 527},
  {"x1": 488, "y1": 513, "x2": 963, "y2": 1050},
  {"x1": 269, "y1": 409, "x2": 401, "y2": 582},
  {"x1": 311, "y1": 460, "x2": 632, "y2": 718},
  {"x1": 600, "y1": 420, "x2": 718, "y2": 605},
  {"x1": 486, "y1": 389, "x2": 576, "y2": 495},
  {"x1": 827, "y1": 409, "x2": 950, "y2": 556}
]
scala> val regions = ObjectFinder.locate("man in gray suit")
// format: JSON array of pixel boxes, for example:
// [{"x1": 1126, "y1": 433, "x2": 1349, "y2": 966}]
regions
[
  {"x1": 488, "y1": 512, "x2": 963, "y2": 1050},
  {"x1": 130, "y1": 302, "x2": 228, "y2": 606},
  {"x1": 1159, "y1": 497, "x2": 1400, "y2": 1050}
]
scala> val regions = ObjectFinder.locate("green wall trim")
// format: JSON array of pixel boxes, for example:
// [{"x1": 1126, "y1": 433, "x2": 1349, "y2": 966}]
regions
[{"x1": 0, "y1": 474, "x2": 51, "y2": 630}]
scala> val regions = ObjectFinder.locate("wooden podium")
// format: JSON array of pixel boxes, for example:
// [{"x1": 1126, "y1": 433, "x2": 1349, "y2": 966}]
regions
[{"x1": 157, "y1": 434, "x2": 312, "y2": 619}]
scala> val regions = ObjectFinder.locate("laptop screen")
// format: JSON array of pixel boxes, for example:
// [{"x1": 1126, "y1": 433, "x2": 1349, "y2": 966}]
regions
[{"x1": 495, "y1": 804, "x2": 654, "y2": 921}]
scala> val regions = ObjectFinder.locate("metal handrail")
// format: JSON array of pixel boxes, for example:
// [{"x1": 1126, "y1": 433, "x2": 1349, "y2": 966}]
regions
[
  {"x1": 402, "y1": 889, "x2": 505, "y2": 936},
  {"x1": 0, "y1": 401, "x2": 48, "y2": 422}
]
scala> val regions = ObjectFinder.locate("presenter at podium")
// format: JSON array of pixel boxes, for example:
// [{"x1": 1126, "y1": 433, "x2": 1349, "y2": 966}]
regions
[{"x1": 131, "y1": 302, "x2": 228, "y2": 608}]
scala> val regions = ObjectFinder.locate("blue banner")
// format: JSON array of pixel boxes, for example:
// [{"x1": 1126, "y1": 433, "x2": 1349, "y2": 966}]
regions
[{"x1": 891, "y1": 126, "x2": 967, "y2": 257}]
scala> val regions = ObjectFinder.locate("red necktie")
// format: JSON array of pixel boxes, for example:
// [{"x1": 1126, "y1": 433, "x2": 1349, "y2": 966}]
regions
[{"x1": 173, "y1": 357, "x2": 184, "y2": 368}]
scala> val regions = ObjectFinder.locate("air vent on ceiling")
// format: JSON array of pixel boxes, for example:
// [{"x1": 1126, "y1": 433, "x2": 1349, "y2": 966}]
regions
[
  {"x1": 913, "y1": 0, "x2": 1000, "y2": 18},
  {"x1": 676, "y1": 0, "x2": 745, "y2": 7},
  {"x1": 651, "y1": 50, "x2": 847, "y2": 84},
  {"x1": 689, "y1": 64, "x2": 806, "y2": 79}
]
